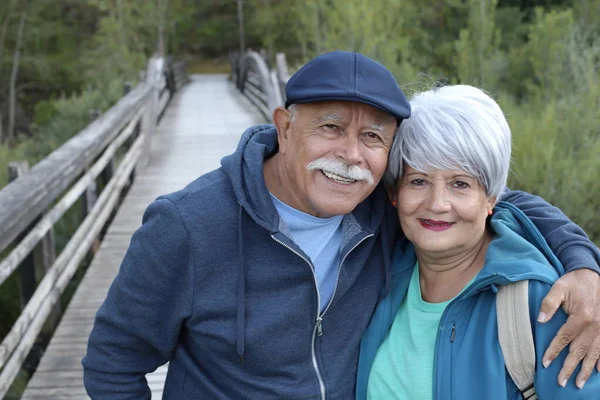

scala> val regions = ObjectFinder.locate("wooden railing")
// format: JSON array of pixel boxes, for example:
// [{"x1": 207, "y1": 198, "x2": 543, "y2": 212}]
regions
[
  {"x1": 230, "y1": 50, "x2": 291, "y2": 120},
  {"x1": 0, "y1": 55, "x2": 188, "y2": 396}
]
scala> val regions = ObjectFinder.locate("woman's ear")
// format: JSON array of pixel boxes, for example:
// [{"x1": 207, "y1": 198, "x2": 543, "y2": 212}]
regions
[
  {"x1": 487, "y1": 196, "x2": 497, "y2": 214},
  {"x1": 387, "y1": 186, "x2": 398, "y2": 207},
  {"x1": 273, "y1": 107, "x2": 292, "y2": 155}
]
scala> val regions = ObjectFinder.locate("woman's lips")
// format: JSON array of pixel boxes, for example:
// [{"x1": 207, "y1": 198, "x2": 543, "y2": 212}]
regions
[{"x1": 418, "y1": 218, "x2": 455, "y2": 231}]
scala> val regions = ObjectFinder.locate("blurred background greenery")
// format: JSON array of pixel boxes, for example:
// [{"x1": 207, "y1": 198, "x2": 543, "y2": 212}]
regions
[
  {"x1": 0, "y1": 0, "x2": 598, "y2": 244},
  {"x1": 0, "y1": 0, "x2": 598, "y2": 396}
]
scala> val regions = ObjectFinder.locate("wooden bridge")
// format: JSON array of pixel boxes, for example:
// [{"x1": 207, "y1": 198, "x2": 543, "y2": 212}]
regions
[{"x1": 0, "y1": 52, "x2": 290, "y2": 399}]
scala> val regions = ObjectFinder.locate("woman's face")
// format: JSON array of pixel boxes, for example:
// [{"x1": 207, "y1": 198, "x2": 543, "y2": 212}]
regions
[{"x1": 395, "y1": 166, "x2": 495, "y2": 258}]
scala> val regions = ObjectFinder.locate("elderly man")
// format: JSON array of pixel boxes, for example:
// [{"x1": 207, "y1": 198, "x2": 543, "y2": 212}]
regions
[{"x1": 83, "y1": 51, "x2": 600, "y2": 399}]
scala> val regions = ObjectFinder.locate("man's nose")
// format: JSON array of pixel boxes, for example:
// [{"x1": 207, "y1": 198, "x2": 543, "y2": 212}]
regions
[
  {"x1": 336, "y1": 133, "x2": 363, "y2": 166},
  {"x1": 426, "y1": 184, "x2": 452, "y2": 213}
]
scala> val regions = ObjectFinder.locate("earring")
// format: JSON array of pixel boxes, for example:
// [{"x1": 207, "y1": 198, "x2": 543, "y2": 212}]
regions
[
  {"x1": 488, "y1": 209, "x2": 493, "y2": 216},
  {"x1": 391, "y1": 200, "x2": 397, "y2": 207}
]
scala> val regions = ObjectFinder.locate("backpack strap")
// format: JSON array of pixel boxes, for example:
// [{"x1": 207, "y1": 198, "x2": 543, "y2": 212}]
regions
[{"x1": 496, "y1": 280, "x2": 538, "y2": 400}]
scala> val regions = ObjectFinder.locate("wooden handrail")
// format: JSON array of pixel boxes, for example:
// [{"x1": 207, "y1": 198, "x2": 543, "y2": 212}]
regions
[
  {"x1": 0, "y1": 54, "x2": 189, "y2": 398},
  {"x1": 230, "y1": 50, "x2": 290, "y2": 121},
  {"x1": 0, "y1": 83, "x2": 151, "y2": 255}
]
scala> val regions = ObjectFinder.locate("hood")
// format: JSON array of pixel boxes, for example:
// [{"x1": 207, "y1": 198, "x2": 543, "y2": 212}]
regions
[
  {"x1": 482, "y1": 201, "x2": 563, "y2": 283},
  {"x1": 221, "y1": 124, "x2": 280, "y2": 232}
]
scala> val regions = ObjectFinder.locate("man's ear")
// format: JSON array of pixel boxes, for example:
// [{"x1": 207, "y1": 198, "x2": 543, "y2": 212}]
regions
[{"x1": 273, "y1": 107, "x2": 292, "y2": 155}]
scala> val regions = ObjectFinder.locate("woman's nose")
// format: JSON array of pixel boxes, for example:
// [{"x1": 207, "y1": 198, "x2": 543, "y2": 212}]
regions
[{"x1": 426, "y1": 184, "x2": 451, "y2": 213}]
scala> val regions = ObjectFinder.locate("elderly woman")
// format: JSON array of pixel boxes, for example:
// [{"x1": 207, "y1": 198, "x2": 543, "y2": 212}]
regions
[{"x1": 355, "y1": 85, "x2": 599, "y2": 399}]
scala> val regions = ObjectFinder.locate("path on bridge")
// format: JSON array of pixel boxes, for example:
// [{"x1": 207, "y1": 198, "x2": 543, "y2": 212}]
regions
[{"x1": 20, "y1": 74, "x2": 265, "y2": 400}]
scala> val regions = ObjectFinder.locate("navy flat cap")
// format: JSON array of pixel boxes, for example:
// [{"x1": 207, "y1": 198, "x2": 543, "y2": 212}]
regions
[{"x1": 285, "y1": 51, "x2": 411, "y2": 121}]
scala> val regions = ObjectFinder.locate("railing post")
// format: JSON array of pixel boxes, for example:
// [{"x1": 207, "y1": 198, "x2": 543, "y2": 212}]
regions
[
  {"x1": 9, "y1": 162, "x2": 35, "y2": 308},
  {"x1": 8, "y1": 162, "x2": 61, "y2": 334},
  {"x1": 259, "y1": 48, "x2": 269, "y2": 68},
  {"x1": 165, "y1": 55, "x2": 176, "y2": 95},
  {"x1": 172, "y1": 59, "x2": 188, "y2": 92},
  {"x1": 102, "y1": 83, "x2": 124, "y2": 188},
  {"x1": 138, "y1": 56, "x2": 161, "y2": 169},
  {"x1": 123, "y1": 81, "x2": 133, "y2": 94},
  {"x1": 270, "y1": 70, "x2": 283, "y2": 112},
  {"x1": 84, "y1": 110, "x2": 101, "y2": 254},
  {"x1": 276, "y1": 53, "x2": 289, "y2": 104},
  {"x1": 230, "y1": 51, "x2": 242, "y2": 86},
  {"x1": 236, "y1": 52, "x2": 245, "y2": 91},
  {"x1": 122, "y1": 81, "x2": 137, "y2": 185},
  {"x1": 180, "y1": 59, "x2": 189, "y2": 89}
]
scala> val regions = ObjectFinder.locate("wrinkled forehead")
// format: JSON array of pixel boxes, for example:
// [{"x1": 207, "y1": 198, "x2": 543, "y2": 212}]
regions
[{"x1": 301, "y1": 101, "x2": 397, "y2": 128}]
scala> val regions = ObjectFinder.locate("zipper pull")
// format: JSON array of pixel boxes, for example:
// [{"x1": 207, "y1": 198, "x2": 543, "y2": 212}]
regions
[
  {"x1": 317, "y1": 317, "x2": 323, "y2": 336},
  {"x1": 450, "y1": 323, "x2": 456, "y2": 343}
]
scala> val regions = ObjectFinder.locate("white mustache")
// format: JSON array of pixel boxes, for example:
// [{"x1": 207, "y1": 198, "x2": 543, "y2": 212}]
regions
[{"x1": 306, "y1": 158, "x2": 374, "y2": 185}]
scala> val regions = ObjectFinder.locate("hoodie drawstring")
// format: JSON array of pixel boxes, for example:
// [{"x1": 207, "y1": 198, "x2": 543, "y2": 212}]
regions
[
  {"x1": 237, "y1": 204, "x2": 246, "y2": 365},
  {"x1": 379, "y1": 222, "x2": 391, "y2": 301}
]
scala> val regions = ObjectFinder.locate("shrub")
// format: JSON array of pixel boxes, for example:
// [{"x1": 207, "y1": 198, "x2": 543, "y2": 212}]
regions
[
  {"x1": 0, "y1": 78, "x2": 125, "y2": 190},
  {"x1": 501, "y1": 87, "x2": 600, "y2": 245}
]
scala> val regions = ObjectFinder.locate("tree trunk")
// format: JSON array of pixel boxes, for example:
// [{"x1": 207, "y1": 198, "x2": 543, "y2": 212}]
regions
[
  {"x1": 0, "y1": 0, "x2": 16, "y2": 143},
  {"x1": 0, "y1": 0, "x2": 17, "y2": 72},
  {"x1": 156, "y1": 0, "x2": 169, "y2": 56},
  {"x1": 313, "y1": 1, "x2": 322, "y2": 53},
  {"x1": 116, "y1": 0, "x2": 127, "y2": 49},
  {"x1": 7, "y1": 9, "x2": 26, "y2": 144},
  {"x1": 237, "y1": 0, "x2": 245, "y2": 54},
  {"x1": 7, "y1": 9, "x2": 26, "y2": 143}
]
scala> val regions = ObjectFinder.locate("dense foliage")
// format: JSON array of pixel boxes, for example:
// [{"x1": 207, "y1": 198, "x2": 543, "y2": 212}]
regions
[{"x1": 4, "y1": 0, "x2": 594, "y2": 241}]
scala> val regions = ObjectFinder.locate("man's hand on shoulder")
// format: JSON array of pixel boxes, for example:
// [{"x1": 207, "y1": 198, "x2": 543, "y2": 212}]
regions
[{"x1": 538, "y1": 268, "x2": 600, "y2": 389}]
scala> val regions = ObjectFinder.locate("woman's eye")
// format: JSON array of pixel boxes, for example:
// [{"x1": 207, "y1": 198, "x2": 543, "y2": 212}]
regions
[
  {"x1": 453, "y1": 181, "x2": 470, "y2": 189},
  {"x1": 365, "y1": 132, "x2": 381, "y2": 140},
  {"x1": 323, "y1": 124, "x2": 338, "y2": 130},
  {"x1": 410, "y1": 179, "x2": 426, "y2": 185}
]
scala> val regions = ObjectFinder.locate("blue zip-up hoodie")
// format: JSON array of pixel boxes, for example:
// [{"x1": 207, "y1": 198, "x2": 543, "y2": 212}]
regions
[
  {"x1": 82, "y1": 125, "x2": 397, "y2": 399},
  {"x1": 356, "y1": 202, "x2": 600, "y2": 400},
  {"x1": 83, "y1": 125, "x2": 599, "y2": 399}
]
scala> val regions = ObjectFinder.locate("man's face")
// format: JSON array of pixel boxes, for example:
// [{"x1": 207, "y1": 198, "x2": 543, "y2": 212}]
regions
[{"x1": 276, "y1": 101, "x2": 397, "y2": 218}]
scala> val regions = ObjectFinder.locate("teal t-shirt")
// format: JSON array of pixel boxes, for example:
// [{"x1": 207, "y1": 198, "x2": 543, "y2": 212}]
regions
[{"x1": 367, "y1": 264, "x2": 476, "y2": 400}]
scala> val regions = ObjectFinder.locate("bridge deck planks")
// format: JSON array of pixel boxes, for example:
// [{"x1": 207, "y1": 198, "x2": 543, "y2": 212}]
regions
[{"x1": 20, "y1": 74, "x2": 265, "y2": 400}]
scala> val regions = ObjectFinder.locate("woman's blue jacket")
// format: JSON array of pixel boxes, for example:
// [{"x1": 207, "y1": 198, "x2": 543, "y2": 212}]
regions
[{"x1": 356, "y1": 202, "x2": 600, "y2": 399}]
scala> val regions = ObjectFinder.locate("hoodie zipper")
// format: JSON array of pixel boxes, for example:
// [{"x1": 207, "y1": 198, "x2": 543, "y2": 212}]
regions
[
  {"x1": 272, "y1": 232, "x2": 373, "y2": 400},
  {"x1": 432, "y1": 275, "x2": 498, "y2": 399},
  {"x1": 320, "y1": 234, "x2": 374, "y2": 320},
  {"x1": 431, "y1": 272, "x2": 555, "y2": 398},
  {"x1": 271, "y1": 234, "x2": 326, "y2": 400}
]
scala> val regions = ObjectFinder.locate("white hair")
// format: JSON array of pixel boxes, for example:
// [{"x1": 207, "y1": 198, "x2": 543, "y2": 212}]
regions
[
  {"x1": 288, "y1": 104, "x2": 299, "y2": 122},
  {"x1": 385, "y1": 84, "x2": 511, "y2": 198}
]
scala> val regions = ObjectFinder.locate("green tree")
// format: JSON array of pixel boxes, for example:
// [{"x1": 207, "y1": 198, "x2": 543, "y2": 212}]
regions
[{"x1": 454, "y1": 0, "x2": 504, "y2": 89}]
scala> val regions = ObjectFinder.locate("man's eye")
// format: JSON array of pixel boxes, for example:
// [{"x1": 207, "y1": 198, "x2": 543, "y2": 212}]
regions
[
  {"x1": 323, "y1": 124, "x2": 338, "y2": 130},
  {"x1": 410, "y1": 179, "x2": 426, "y2": 185},
  {"x1": 365, "y1": 132, "x2": 381, "y2": 140}
]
